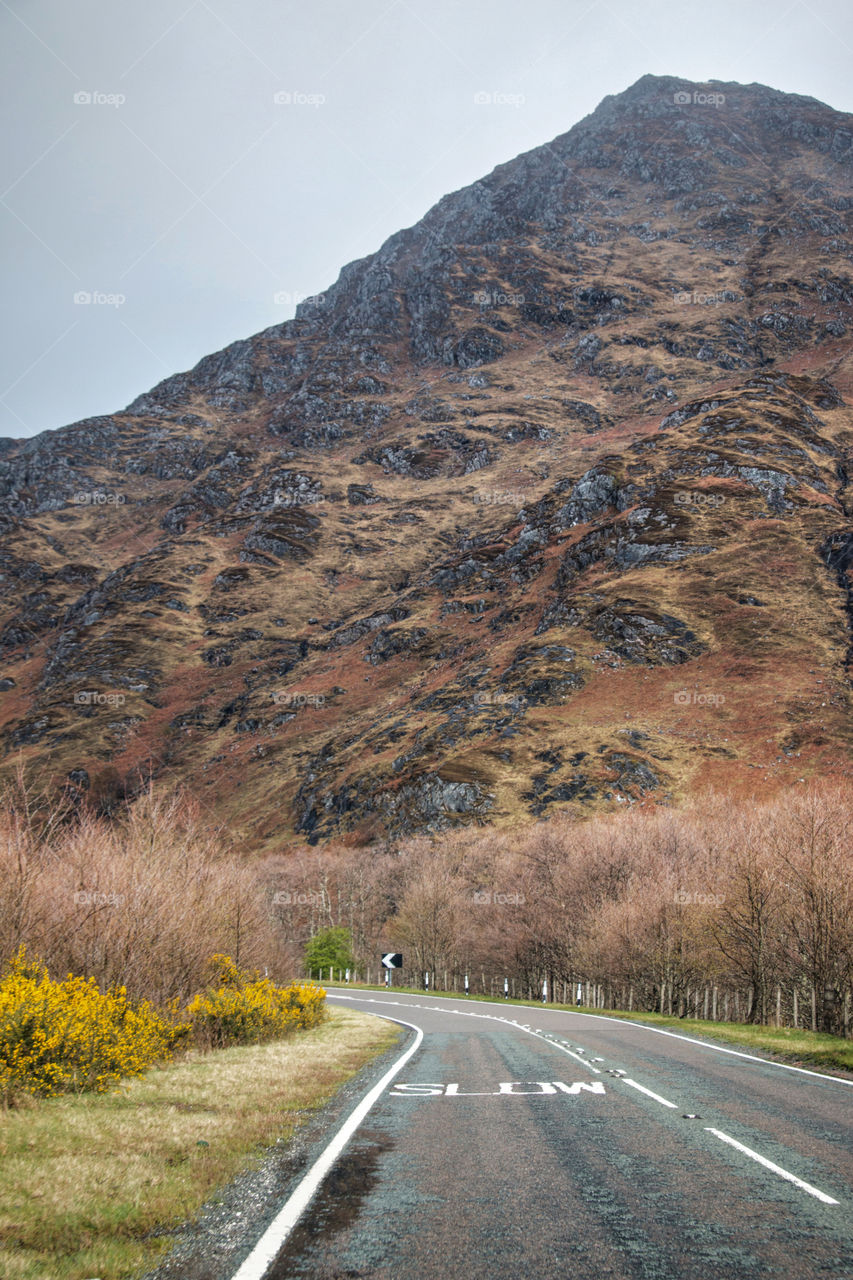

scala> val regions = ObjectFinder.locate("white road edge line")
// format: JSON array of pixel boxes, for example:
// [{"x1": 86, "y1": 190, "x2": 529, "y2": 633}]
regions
[
  {"x1": 323, "y1": 996, "x2": 842, "y2": 1214},
  {"x1": 621, "y1": 1078, "x2": 679, "y2": 1109},
  {"x1": 229, "y1": 1014, "x2": 424, "y2": 1280},
  {"x1": 329, "y1": 994, "x2": 601, "y2": 1073},
  {"x1": 330, "y1": 991, "x2": 853, "y2": 1088},
  {"x1": 558, "y1": 1012, "x2": 853, "y2": 1086},
  {"x1": 705, "y1": 1127, "x2": 840, "y2": 1205}
]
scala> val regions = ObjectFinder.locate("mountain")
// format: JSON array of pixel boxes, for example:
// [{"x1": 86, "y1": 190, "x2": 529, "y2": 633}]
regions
[{"x1": 1, "y1": 73, "x2": 852, "y2": 847}]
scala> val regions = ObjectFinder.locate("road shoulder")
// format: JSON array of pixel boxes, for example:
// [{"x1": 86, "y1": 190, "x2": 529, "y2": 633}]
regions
[{"x1": 139, "y1": 1009, "x2": 407, "y2": 1280}]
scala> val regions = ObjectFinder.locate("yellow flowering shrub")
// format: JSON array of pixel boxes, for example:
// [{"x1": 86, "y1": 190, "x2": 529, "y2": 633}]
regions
[
  {"x1": 185, "y1": 954, "x2": 326, "y2": 1049},
  {"x1": 0, "y1": 950, "x2": 326, "y2": 1102},
  {"x1": 0, "y1": 948, "x2": 189, "y2": 1104}
]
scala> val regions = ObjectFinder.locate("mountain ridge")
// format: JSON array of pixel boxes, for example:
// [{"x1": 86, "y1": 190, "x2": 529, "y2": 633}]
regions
[{"x1": 1, "y1": 74, "x2": 852, "y2": 846}]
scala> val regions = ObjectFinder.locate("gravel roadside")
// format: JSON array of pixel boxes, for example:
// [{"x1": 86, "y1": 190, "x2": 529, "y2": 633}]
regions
[{"x1": 142, "y1": 1021, "x2": 410, "y2": 1280}]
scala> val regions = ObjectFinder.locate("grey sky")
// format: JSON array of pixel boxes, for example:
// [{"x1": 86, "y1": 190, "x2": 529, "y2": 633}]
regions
[{"x1": 2, "y1": 0, "x2": 853, "y2": 440}]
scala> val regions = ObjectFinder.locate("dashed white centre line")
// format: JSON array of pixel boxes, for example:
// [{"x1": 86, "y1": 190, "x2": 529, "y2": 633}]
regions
[
  {"x1": 328, "y1": 995, "x2": 844, "y2": 1210},
  {"x1": 536, "y1": 1036, "x2": 602, "y2": 1074},
  {"x1": 620, "y1": 1078, "x2": 679, "y2": 1109},
  {"x1": 329, "y1": 995, "x2": 602, "y2": 1072},
  {"x1": 705, "y1": 1128, "x2": 840, "y2": 1205}
]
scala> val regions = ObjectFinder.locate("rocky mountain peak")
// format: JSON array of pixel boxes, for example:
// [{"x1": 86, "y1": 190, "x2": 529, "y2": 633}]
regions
[{"x1": 1, "y1": 77, "x2": 852, "y2": 845}]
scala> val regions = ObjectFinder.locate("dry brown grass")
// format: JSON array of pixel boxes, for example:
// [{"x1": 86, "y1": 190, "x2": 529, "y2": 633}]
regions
[{"x1": 0, "y1": 1006, "x2": 400, "y2": 1280}]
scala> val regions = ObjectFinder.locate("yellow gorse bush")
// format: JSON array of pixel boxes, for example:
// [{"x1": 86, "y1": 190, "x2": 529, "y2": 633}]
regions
[
  {"x1": 0, "y1": 947, "x2": 189, "y2": 1104},
  {"x1": 0, "y1": 950, "x2": 326, "y2": 1103},
  {"x1": 185, "y1": 953, "x2": 327, "y2": 1049}
]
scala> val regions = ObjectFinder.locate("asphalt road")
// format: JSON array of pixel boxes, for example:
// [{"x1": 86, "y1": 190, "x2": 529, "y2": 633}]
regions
[{"x1": 250, "y1": 991, "x2": 853, "y2": 1280}]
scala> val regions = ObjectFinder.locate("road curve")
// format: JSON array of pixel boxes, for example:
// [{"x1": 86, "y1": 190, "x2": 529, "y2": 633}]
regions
[{"x1": 241, "y1": 990, "x2": 853, "y2": 1280}]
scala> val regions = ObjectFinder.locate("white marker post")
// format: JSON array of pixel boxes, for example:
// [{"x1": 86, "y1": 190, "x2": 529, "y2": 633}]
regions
[
  {"x1": 504, "y1": 977, "x2": 509, "y2": 999},
  {"x1": 425, "y1": 971, "x2": 430, "y2": 992},
  {"x1": 542, "y1": 979, "x2": 548, "y2": 1004},
  {"x1": 381, "y1": 953, "x2": 403, "y2": 988},
  {"x1": 464, "y1": 973, "x2": 470, "y2": 996}
]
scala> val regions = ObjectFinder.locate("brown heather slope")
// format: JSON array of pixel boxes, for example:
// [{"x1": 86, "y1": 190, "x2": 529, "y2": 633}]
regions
[{"x1": 1, "y1": 74, "x2": 853, "y2": 848}]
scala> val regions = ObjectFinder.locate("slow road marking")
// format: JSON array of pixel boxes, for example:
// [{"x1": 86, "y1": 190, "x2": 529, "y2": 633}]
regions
[{"x1": 389, "y1": 1080, "x2": 606, "y2": 1097}]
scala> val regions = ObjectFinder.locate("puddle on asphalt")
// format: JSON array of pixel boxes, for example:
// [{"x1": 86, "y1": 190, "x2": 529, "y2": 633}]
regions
[{"x1": 265, "y1": 1127, "x2": 394, "y2": 1278}]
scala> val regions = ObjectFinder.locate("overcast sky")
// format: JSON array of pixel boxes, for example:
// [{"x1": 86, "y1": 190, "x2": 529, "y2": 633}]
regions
[{"x1": 2, "y1": 0, "x2": 853, "y2": 440}]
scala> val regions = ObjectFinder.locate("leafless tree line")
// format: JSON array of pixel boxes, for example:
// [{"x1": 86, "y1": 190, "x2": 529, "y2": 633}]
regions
[
  {"x1": 0, "y1": 774, "x2": 279, "y2": 1003},
  {"x1": 1, "y1": 772, "x2": 851, "y2": 1033},
  {"x1": 265, "y1": 784, "x2": 853, "y2": 1035}
]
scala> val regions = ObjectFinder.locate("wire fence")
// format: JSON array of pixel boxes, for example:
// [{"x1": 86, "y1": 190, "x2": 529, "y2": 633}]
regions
[{"x1": 309, "y1": 967, "x2": 853, "y2": 1035}]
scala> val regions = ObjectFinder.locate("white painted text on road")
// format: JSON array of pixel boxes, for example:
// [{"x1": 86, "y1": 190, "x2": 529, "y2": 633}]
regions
[{"x1": 389, "y1": 1080, "x2": 606, "y2": 1098}]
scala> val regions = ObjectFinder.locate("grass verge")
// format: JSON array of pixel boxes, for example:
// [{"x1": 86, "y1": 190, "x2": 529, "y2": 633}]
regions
[
  {"x1": 0, "y1": 1006, "x2": 401, "y2": 1280},
  {"x1": 587, "y1": 1007, "x2": 853, "y2": 1074},
  {"x1": 343, "y1": 983, "x2": 853, "y2": 1075}
]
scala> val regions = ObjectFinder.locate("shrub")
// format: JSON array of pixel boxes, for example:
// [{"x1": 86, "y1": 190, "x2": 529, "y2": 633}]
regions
[
  {"x1": 185, "y1": 954, "x2": 326, "y2": 1049},
  {"x1": 0, "y1": 947, "x2": 189, "y2": 1105},
  {"x1": 0, "y1": 780, "x2": 282, "y2": 1008},
  {"x1": 304, "y1": 927, "x2": 354, "y2": 979}
]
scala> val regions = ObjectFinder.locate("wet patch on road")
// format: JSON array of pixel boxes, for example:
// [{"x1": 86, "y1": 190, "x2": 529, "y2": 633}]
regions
[
  {"x1": 265, "y1": 1129, "x2": 394, "y2": 1279},
  {"x1": 140, "y1": 1031, "x2": 413, "y2": 1280}
]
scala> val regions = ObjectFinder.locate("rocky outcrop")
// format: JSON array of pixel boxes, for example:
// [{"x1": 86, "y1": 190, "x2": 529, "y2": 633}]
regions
[{"x1": 1, "y1": 75, "x2": 852, "y2": 841}]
